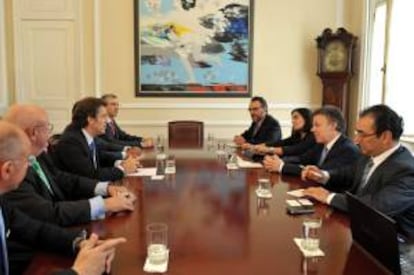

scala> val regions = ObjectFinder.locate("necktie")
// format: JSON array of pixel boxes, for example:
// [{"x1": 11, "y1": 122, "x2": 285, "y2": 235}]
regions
[
  {"x1": 108, "y1": 121, "x2": 116, "y2": 137},
  {"x1": 252, "y1": 122, "x2": 261, "y2": 136},
  {"x1": 318, "y1": 147, "x2": 329, "y2": 166},
  {"x1": 357, "y1": 158, "x2": 375, "y2": 193},
  {"x1": 89, "y1": 141, "x2": 97, "y2": 169},
  {"x1": 0, "y1": 208, "x2": 8, "y2": 275},
  {"x1": 29, "y1": 156, "x2": 54, "y2": 195}
]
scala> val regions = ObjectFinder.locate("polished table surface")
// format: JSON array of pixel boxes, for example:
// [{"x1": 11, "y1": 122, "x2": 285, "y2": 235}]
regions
[{"x1": 25, "y1": 149, "x2": 389, "y2": 275}]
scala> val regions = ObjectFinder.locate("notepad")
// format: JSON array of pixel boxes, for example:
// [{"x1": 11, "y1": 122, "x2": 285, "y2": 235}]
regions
[{"x1": 128, "y1": 167, "x2": 157, "y2": 177}]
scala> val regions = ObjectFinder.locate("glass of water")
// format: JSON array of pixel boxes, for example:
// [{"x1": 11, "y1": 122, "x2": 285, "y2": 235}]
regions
[
  {"x1": 165, "y1": 155, "x2": 176, "y2": 174},
  {"x1": 256, "y1": 178, "x2": 272, "y2": 198},
  {"x1": 146, "y1": 223, "x2": 168, "y2": 265},
  {"x1": 302, "y1": 217, "x2": 322, "y2": 251}
]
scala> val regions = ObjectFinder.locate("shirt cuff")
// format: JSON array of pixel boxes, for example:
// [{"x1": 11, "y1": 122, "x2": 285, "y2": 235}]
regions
[
  {"x1": 278, "y1": 161, "x2": 284, "y2": 172},
  {"x1": 89, "y1": 196, "x2": 106, "y2": 220},
  {"x1": 94, "y1": 181, "x2": 109, "y2": 196},
  {"x1": 320, "y1": 171, "x2": 330, "y2": 184},
  {"x1": 114, "y1": 160, "x2": 126, "y2": 175},
  {"x1": 326, "y1": 193, "x2": 336, "y2": 204}
]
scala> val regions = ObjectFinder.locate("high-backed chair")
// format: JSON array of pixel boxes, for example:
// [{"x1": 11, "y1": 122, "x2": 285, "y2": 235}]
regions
[{"x1": 168, "y1": 121, "x2": 204, "y2": 148}]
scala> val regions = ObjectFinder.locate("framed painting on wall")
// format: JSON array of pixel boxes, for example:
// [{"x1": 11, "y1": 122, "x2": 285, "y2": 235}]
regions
[{"x1": 135, "y1": 0, "x2": 254, "y2": 97}]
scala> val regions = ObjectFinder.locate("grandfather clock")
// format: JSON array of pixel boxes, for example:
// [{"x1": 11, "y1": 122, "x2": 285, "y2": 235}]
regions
[{"x1": 316, "y1": 28, "x2": 357, "y2": 121}]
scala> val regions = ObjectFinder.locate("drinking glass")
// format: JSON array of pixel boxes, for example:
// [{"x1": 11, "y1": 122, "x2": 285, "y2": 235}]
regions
[
  {"x1": 256, "y1": 178, "x2": 272, "y2": 198},
  {"x1": 302, "y1": 218, "x2": 322, "y2": 251},
  {"x1": 147, "y1": 223, "x2": 168, "y2": 265},
  {"x1": 165, "y1": 155, "x2": 176, "y2": 174}
]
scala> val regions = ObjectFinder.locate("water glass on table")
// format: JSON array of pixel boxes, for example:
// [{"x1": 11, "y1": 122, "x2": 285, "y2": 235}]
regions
[
  {"x1": 147, "y1": 223, "x2": 168, "y2": 265},
  {"x1": 165, "y1": 155, "x2": 176, "y2": 174},
  {"x1": 302, "y1": 217, "x2": 322, "y2": 251}
]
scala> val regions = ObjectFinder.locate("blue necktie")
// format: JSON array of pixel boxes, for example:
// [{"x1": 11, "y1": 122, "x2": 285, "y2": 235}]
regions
[
  {"x1": 0, "y1": 208, "x2": 9, "y2": 275},
  {"x1": 89, "y1": 141, "x2": 97, "y2": 169}
]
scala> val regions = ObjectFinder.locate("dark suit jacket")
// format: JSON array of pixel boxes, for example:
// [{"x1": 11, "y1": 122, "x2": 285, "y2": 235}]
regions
[
  {"x1": 100, "y1": 119, "x2": 142, "y2": 147},
  {"x1": 268, "y1": 132, "x2": 316, "y2": 156},
  {"x1": 53, "y1": 124, "x2": 124, "y2": 181},
  {"x1": 326, "y1": 146, "x2": 414, "y2": 238},
  {"x1": 241, "y1": 114, "x2": 281, "y2": 145},
  {"x1": 281, "y1": 135, "x2": 360, "y2": 176},
  {"x1": 4, "y1": 152, "x2": 99, "y2": 227},
  {"x1": 1, "y1": 198, "x2": 79, "y2": 274}
]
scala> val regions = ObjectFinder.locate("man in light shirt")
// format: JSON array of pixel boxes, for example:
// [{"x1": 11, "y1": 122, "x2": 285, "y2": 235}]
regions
[
  {"x1": 3, "y1": 104, "x2": 136, "y2": 226},
  {"x1": 302, "y1": 105, "x2": 414, "y2": 238}
]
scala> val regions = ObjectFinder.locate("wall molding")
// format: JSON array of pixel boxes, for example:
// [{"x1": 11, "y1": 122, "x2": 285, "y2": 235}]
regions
[
  {"x1": 93, "y1": 0, "x2": 101, "y2": 96},
  {"x1": 120, "y1": 102, "x2": 319, "y2": 110},
  {"x1": 118, "y1": 119, "x2": 291, "y2": 128},
  {"x1": 336, "y1": 0, "x2": 344, "y2": 28},
  {"x1": 0, "y1": 0, "x2": 8, "y2": 114}
]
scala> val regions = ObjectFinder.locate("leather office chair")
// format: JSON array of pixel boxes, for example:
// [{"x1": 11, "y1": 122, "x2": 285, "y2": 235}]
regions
[{"x1": 168, "y1": 121, "x2": 204, "y2": 148}]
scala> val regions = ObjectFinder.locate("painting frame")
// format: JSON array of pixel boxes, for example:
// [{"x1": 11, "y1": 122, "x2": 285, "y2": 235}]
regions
[{"x1": 134, "y1": 0, "x2": 254, "y2": 97}]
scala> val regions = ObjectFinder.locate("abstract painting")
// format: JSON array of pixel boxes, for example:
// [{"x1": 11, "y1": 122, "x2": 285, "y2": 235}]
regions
[{"x1": 135, "y1": 0, "x2": 253, "y2": 97}]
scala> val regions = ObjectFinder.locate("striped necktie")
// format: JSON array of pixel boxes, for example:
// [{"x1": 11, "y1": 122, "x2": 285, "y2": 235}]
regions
[
  {"x1": 0, "y1": 208, "x2": 9, "y2": 275},
  {"x1": 29, "y1": 156, "x2": 54, "y2": 195}
]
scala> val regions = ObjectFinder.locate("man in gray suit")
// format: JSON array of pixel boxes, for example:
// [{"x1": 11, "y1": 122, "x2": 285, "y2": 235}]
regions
[{"x1": 302, "y1": 104, "x2": 414, "y2": 238}]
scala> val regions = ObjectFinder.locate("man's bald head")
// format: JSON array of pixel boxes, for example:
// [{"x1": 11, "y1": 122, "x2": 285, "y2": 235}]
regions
[
  {"x1": 0, "y1": 121, "x2": 31, "y2": 193},
  {"x1": 0, "y1": 121, "x2": 30, "y2": 161},
  {"x1": 3, "y1": 104, "x2": 48, "y2": 131},
  {"x1": 3, "y1": 104, "x2": 51, "y2": 156}
]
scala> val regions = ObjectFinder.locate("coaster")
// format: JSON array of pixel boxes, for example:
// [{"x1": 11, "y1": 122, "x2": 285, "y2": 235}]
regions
[
  {"x1": 255, "y1": 188, "x2": 272, "y2": 199},
  {"x1": 143, "y1": 250, "x2": 169, "y2": 273},
  {"x1": 151, "y1": 175, "x2": 165, "y2": 181},
  {"x1": 293, "y1": 238, "x2": 325, "y2": 257}
]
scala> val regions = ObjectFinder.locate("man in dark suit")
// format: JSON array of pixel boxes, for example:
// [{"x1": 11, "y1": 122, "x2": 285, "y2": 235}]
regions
[
  {"x1": 233, "y1": 96, "x2": 282, "y2": 146},
  {"x1": 263, "y1": 105, "x2": 360, "y2": 176},
  {"x1": 100, "y1": 93, "x2": 153, "y2": 148},
  {"x1": 0, "y1": 121, "x2": 126, "y2": 275},
  {"x1": 53, "y1": 97, "x2": 140, "y2": 181},
  {"x1": 303, "y1": 105, "x2": 414, "y2": 238},
  {"x1": 3, "y1": 104, "x2": 136, "y2": 227}
]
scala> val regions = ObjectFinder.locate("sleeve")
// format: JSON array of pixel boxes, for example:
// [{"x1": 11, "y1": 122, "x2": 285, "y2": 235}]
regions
[
  {"x1": 241, "y1": 122, "x2": 254, "y2": 141},
  {"x1": 264, "y1": 118, "x2": 282, "y2": 145},
  {"x1": 4, "y1": 180, "x2": 92, "y2": 226},
  {"x1": 4, "y1": 201, "x2": 79, "y2": 255},
  {"x1": 281, "y1": 134, "x2": 316, "y2": 156}
]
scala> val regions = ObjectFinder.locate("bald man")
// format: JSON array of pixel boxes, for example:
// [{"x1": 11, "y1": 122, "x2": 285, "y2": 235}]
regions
[
  {"x1": 3, "y1": 104, "x2": 136, "y2": 227},
  {"x1": 0, "y1": 121, "x2": 126, "y2": 275}
]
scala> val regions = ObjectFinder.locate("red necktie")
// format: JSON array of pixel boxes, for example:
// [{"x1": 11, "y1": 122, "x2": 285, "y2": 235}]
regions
[{"x1": 109, "y1": 121, "x2": 116, "y2": 136}]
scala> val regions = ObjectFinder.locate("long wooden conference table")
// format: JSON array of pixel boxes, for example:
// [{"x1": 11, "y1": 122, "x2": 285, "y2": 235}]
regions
[{"x1": 25, "y1": 148, "x2": 389, "y2": 274}]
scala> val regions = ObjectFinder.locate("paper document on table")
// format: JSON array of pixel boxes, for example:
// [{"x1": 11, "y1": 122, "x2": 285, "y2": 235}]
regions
[
  {"x1": 128, "y1": 167, "x2": 157, "y2": 177},
  {"x1": 236, "y1": 156, "x2": 263, "y2": 168},
  {"x1": 287, "y1": 189, "x2": 305, "y2": 198}
]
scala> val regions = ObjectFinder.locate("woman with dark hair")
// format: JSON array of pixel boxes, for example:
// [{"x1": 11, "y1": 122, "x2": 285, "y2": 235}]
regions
[{"x1": 255, "y1": 108, "x2": 315, "y2": 156}]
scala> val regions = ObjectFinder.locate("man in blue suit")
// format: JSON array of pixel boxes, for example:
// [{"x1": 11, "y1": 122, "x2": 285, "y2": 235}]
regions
[
  {"x1": 303, "y1": 105, "x2": 414, "y2": 239},
  {"x1": 263, "y1": 105, "x2": 360, "y2": 176},
  {"x1": 100, "y1": 94, "x2": 153, "y2": 148}
]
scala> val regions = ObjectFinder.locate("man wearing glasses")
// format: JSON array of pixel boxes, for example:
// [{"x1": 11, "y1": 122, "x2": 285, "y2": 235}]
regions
[
  {"x1": 302, "y1": 105, "x2": 414, "y2": 238},
  {"x1": 0, "y1": 121, "x2": 126, "y2": 274},
  {"x1": 3, "y1": 104, "x2": 136, "y2": 227},
  {"x1": 233, "y1": 96, "x2": 281, "y2": 147}
]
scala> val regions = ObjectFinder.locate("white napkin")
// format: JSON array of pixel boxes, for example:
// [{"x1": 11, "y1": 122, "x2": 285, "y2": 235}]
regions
[
  {"x1": 236, "y1": 156, "x2": 263, "y2": 168},
  {"x1": 151, "y1": 175, "x2": 165, "y2": 181},
  {"x1": 128, "y1": 167, "x2": 157, "y2": 177},
  {"x1": 226, "y1": 163, "x2": 239, "y2": 170},
  {"x1": 255, "y1": 188, "x2": 272, "y2": 199},
  {"x1": 287, "y1": 188, "x2": 305, "y2": 198},
  {"x1": 293, "y1": 238, "x2": 325, "y2": 257},
  {"x1": 143, "y1": 250, "x2": 169, "y2": 273}
]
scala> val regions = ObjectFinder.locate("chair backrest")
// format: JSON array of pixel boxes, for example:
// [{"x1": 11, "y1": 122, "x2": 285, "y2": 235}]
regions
[{"x1": 168, "y1": 121, "x2": 204, "y2": 148}]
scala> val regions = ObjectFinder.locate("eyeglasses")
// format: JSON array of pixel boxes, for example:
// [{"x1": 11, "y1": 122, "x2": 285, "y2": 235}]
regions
[
  {"x1": 34, "y1": 123, "x2": 54, "y2": 133},
  {"x1": 354, "y1": 130, "x2": 377, "y2": 138},
  {"x1": 248, "y1": 107, "x2": 262, "y2": 112}
]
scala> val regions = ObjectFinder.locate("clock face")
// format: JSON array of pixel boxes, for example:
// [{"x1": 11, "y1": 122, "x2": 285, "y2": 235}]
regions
[{"x1": 323, "y1": 41, "x2": 348, "y2": 72}]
